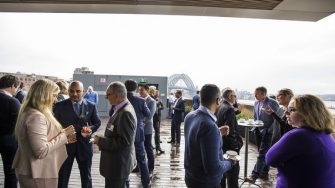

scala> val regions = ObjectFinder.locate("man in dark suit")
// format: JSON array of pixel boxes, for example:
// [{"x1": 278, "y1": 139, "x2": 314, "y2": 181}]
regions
[
  {"x1": 192, "y1": 90, "x2": 200, "y2": 110},
  {"x1": 151, "y1": 88, "x2": 165, "y2": 154},
  {"x1": 0, "y1": 75, "x2": 20, "y2": 188},
  {"x1": 125, "y1": 80, "x2": 151, "y2": 188},
  {"x1": 215, "y1": 88, "x2": 243, "y2": 188},
  {"x1": 54, "y1": 81, "x2": 101, "y2": 188},
  {"x1": 168, "y1": 90, "x2": 185, "y2": 147},
  {"x1": 94, "y1": 81, "x2": 137, "y2": 188},
  {"x1": 184, "y1": 84, "x2": 233, "y2": 188},
  {"x1": 15, "y1": 82, "x2": 25, "y2": 104},
  {"x1": 245, "y1": 86, "x2": 279, "y2": 183}
]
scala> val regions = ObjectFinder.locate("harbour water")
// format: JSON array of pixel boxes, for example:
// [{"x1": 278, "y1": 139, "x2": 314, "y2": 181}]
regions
[{"x1": 239, "y1": 99, "x2": 335, "y2": 115}]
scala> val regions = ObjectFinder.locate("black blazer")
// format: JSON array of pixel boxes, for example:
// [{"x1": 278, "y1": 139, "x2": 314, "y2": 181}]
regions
[
  {"x1": 173, "y1": 97, "x2": 185, "y2": 123},
  {"x1": 215, "y1": 100, "x2": 243, "y2": 152},
  {"x1": 0, "y1": 92, "x2": 20, "y2": 148},
  {"x1": 54, "y1": 98, "x2": 101, "y2": 160}
]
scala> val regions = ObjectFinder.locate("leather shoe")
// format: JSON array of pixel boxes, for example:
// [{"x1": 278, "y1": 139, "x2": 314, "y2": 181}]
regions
[
  {"x1": 132, "y1": 166, "x2": 139, "y2": 173},
  {"x1": 156, "y1": 148, "x2": 165, "y2": 154},
  {"x1": 245, "y1": 176, "x2": 257, "y2": 183},
  {"x1": 259, "y1": 174, "x2": 269, "y2": 181},
  {"x1": 167, "y1": 140, "x2": 175, "y2": 144}
]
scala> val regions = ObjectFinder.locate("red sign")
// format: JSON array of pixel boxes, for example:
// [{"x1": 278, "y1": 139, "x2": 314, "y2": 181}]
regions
[{"x1": 100, "y1": 77, "x2": 106, "y2": 83}]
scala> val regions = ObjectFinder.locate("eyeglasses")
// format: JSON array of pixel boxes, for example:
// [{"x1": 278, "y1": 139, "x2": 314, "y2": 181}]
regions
[
  {"x1": 105, "y1": 93, "x2": 113, "y2": 99},
  {"x1": 285, "y1": 107, "x2": 297, "y2": 115}
]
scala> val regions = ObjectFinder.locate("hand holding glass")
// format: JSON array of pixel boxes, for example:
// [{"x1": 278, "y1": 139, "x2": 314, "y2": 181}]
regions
[
  {"x1": 219, "y1": 125, "x2": 230, "y2": 136},
  {"x1": 63, "y1": 125, "x2": 77, "y2": 144},
  {"x1": 81, "y1": 126, "x2": 92, "y2": 138},
  {"x1": 63, "y1": 125, "x2": 76, "y2": 136}
]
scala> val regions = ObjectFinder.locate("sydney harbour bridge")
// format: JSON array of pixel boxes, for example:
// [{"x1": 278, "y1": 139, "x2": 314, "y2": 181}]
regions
[{"x1": 168, "y1": 74, "x2": 197, "y2": 99}]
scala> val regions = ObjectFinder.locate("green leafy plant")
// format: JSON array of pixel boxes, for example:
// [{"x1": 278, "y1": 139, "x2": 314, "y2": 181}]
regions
[
  {"x1": 236, "y1": 107, "x2": 253, "y2": 120},
  {"x1": 185, "y1": 105, "x2": 193, "y2": 112}
]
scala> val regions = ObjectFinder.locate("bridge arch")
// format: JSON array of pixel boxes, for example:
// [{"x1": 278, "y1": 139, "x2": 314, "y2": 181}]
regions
[{"x1": 168, "y1": 74, "x2": 197, "y2": 99}]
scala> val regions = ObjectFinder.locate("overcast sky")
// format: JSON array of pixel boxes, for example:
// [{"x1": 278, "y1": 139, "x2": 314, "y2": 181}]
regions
[{"x1": 0, "y1": 12, "x2": 334, "y2": 95}]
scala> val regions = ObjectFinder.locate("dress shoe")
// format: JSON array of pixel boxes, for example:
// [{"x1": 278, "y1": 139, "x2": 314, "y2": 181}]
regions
[
  {"x1": 167, "y1": 140, "x2": 175, "y2": 144},
  {"x1": 156, "y1": 148, "x2": 165, "y2": 154},
  {"x1": 259, "y1": 174, "x2": 269, "y2": 181},
  {"x1": 132, "y1": 166, "x2": 139, "y2": 173},
  {"x1": 244, "y1": 176, "x2": 257, "y2": 183}
]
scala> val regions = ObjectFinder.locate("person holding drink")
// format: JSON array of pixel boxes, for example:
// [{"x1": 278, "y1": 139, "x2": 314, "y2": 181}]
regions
[
  {"x1": 54, "y1": 81, "x2": 101, "y2": 188},
  {"x1": 13, "y1": 79, "x2": 76, "y2": 188}
]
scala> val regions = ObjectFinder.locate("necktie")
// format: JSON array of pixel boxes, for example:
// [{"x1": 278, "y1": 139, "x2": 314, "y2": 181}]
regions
[{"x1": 74, "y1": 103, "x2": 80, "y2": 116}]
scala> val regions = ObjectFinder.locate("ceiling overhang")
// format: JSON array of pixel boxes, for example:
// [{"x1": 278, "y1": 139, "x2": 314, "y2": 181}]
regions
[{"x1": 0, "y1": 0, "x2": 335, "y2": 21}]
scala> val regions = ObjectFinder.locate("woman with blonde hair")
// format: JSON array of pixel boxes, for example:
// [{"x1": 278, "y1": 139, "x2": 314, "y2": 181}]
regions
[
  {"x1": 266, "y1": 94, "x2": 335, "y2": 188},
  {"x1": 56, "y1": 80, "x2": 69, "y2": 102},
  {"x1": 12, "y1": 79, "x2": 76, "y2": 188}
]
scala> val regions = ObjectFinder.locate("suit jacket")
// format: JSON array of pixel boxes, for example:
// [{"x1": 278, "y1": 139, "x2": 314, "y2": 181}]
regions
[
  {"x1": 153, "y1": 98, "x2": 164, "y2": 122},
  {"x1": 13, "y1": 108, "x2": 68, "y2": 178},
  {"x1": 173, "y1": 97, "x2": 185, "y2": 124},
  {"x1": 184, "y1": 107, "x2": 232, "y2": 187},
  {"x1": 99, "y1": 102, "x2": 137, "y2": 179},
  {"x1": 254, "y1": 97, "x2": 279, "y2": 133},
  {"x1": 54, "y1": 98, "x2": 101, "y2": 160},
  {"x1": 15, "y1": 90, "x2": 25, "y2": 104},
  {"x1": 143, "y1": 96, "x2": 156, "y2": 135},
  {"x1": 192, "y1": 95, "x2": 200, "y2": 110},
  {"x1": 0, "y1": 92, "x2": 20, "y2": 136},
  {"x1": 127, "y1": 92, "x2": 151, "y2": 142},
  {"x1": 215, "y1": 100, "x2": 243, "y2": 152},
  {"x1": 0, "y1": 92, "x2": 20, "y2": 150}
]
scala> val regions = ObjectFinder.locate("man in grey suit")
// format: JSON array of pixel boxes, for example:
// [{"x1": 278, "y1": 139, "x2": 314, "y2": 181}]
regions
[
  {"x1": 245, "y1": 86, "x2": 279, "y2": 183},
  {"x1": 94, "y1": 81, "x2": 137, "y2": 188},
  {"x1": 139, "y1": 85, "x2": 156, "y2": 175}
]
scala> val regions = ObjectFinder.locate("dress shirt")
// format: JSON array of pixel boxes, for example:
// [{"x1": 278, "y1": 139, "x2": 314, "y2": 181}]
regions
[{"x1": 111, "y1": 99, "x2": 129, "y2": 117}]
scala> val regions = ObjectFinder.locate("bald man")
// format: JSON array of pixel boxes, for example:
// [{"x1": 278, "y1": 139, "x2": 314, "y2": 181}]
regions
[{"x1": 54, "y1": 81, "x2": 101, "y2": 188}]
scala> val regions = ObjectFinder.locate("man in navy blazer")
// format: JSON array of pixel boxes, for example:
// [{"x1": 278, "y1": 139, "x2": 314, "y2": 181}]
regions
[
  {"x1": 168, "y1": 90, "x2": 185, "y2": 146},
  {"x1": 184, "y1": 84, "x2": 233, "y2": 188},
  {"x1": 245, "y1": 86, "x2": 279, "y2": 183},
  {"x1": 54, "y1": 81, "x2": 101, "y2": 188},
  {"x1": 0, "y1": 75, "x2": 20, "y2": 188},
  {"x1": 125, "y1": 80, "x2": 151, "y2": 188}
]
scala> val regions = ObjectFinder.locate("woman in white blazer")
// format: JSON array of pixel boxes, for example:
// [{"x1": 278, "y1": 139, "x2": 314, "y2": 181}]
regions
[{"x1": 12, "y1": 79, "x2": 76, "y2": 188}]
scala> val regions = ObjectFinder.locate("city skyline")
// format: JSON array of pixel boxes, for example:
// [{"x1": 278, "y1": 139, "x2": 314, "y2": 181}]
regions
[{"x1": 1, "y1": 12, "x2": 335, "y2": 95}]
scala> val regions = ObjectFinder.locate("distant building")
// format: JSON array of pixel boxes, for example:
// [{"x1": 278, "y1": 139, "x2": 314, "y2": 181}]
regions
[
  {"x1": 73, "y1": 70, "x2": 168, "y2": 117},
  {"x1": 74, "y1": 67, "x2": 94, "y2": 74},
  {"x1": 0, "y1": 72, "x2": 59, "y2": 91}
]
